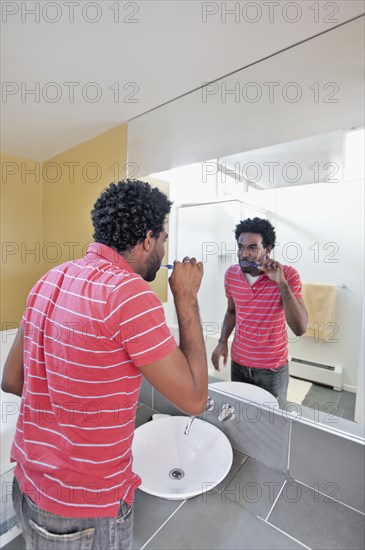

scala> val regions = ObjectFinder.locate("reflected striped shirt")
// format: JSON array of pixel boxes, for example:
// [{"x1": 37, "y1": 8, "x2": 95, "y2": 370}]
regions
[
  {"x1": 12, "y1": 243, "x2": 176, "y2": 518},
  {"x1": 225, "y1": 264, "x2": 302, "y2": 369}
]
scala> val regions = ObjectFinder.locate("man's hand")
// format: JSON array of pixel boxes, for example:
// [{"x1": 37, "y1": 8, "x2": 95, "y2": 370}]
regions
[
  {"x1": 258, "y1": 259, "x2": 285, "y2": 286},
  {"x1": 258, "y1": 261, "x2": 308, "y2": 336},
  {"x1": 211, "y1": 342, "x2": 228, "y2": 372},
  {"x1": 169, "y1": 256, "x2": 204, "y2": 302}
]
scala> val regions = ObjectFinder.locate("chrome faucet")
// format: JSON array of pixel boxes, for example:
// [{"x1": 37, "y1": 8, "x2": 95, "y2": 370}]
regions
[
  {"x1": 218, "y1": 403, "x2": 236, "y2": 422},
  {"x1": 184, "y1": 415, "x2": 195, "y2": 435},
  {"x1": 184, "y1": 396, "x2": 216, "y2": 435},
  {"x1": 205, "y1": 396, "x2": 215, "y2": 412}
]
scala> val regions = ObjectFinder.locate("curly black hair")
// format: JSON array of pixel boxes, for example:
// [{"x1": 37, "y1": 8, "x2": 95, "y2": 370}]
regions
[
  {"x1": 234, "y1": 217, "x2": 276, "y2": 249},
  {"x1": 91, "y1": 179, "x2": 172, "y2": 253}
]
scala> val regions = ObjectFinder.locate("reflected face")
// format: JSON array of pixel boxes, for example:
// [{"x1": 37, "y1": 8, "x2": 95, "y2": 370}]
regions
[
  {"x1": 144, "y1": 229, "x2": 168, "y2": 282},
  {"x1": 237, "y1": 232, "x2": 270, "y2": 275}
]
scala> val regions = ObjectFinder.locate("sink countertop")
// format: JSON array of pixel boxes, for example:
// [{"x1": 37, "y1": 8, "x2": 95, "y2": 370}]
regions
[{"x1": 132, "y1": 403, "x2": 365, "y2": 550}]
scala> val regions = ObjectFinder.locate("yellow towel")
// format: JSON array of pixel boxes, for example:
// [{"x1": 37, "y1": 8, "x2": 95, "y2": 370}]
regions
[{"x1": 302, "y1": 283, "x2": 337, "y2": 341}]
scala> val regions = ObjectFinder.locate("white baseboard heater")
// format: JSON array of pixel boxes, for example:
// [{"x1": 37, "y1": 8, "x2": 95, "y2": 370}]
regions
[{"x1": 289, "y1": 357, "x2": 343, "y2": 391}]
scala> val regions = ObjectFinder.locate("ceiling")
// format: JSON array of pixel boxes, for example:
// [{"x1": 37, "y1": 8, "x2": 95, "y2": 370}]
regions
[
  {"x1": 1, "y1": 0, "x2": 364, "y2": 161},
  {"x1": 221, "y1": 131, "x2": 345, "y2": 189}
]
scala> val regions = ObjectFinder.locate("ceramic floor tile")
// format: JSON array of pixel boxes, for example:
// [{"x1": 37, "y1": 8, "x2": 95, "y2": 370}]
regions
[
  {"x1": 144, "y1": 490, "x2": 305, "y2": 550},
  {"x1": 210, "y1": 449, "x2": 248, "y2": 494},
  {"x1": 337, "y1": 391, "x2": 356, "y2": 415},
  {"x1": 132, "y1": 490, "x2": 184, "y2": 549},
  {"x1": 269, "y1": 480, "x2": 365, "y2": 550},
  {"x1": 301, "y1": 386, "x2": 356, "y2": 421},
  {"x1": 338, "y1": 390, "x2": 356, "y2": 405},
  {"x1": 223, "y1": 457, "x2": 287, "y2": 518},
  {"x1": 340, "y1": 408, "x2": 355, "y2": 421},
  {"x1": 300, "y1": 399, "x2": 349, "y2": 421},
  {"x1": 305, "y1": 385, "x2": 341, "y2": 405},
  {"x1": 2, "y1": 535, "x2": 26, "y2": 550}
]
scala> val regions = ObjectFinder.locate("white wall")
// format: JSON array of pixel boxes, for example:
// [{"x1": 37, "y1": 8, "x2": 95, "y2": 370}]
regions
[{"x1": 249, "y1": 180, "x2": 364, "y2": 392}]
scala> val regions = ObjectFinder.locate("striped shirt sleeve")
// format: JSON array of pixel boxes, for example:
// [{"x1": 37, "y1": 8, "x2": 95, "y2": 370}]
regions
[
  {"x1": 224, "y1": 268, "x2": 233, "y2": 298},
  {"x1": 105, "y1": 275, "x2": 176, "y2": 367},
  {"x1": 284, "y1": 266, "x2": 303, "y2": 299}
]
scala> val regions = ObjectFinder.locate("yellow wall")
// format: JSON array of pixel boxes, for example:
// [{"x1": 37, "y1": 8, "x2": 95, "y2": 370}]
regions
[
  {"x1": 1, "y1": 122, "x2": 169, "y2": 325},
  {"x1": 1, "y1": 124, "x2": 128, "y2": 326},
  {"x1": 42, "y1": 124, "x2": 128, "y2": 271},
  {"x1": 1, "y1": 152, "x2": 43, "y2": 326}
]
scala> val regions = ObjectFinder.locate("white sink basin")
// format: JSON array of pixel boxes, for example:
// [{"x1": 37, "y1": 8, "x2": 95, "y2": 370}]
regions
[
  {"x1": 209, "y1": 381, "x2": 279, "y2": 406},
  {"x1": 132, "y1": 416, "x2": 233, "y2": 500}
]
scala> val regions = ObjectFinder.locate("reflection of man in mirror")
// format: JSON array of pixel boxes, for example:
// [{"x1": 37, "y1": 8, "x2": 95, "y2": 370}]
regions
[{"x1": 212, "y1": 217, "x2": 308, "y2": 403}]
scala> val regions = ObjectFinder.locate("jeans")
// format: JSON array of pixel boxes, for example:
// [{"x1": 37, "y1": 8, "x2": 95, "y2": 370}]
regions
[
  {"x1": 231, "y1": 360, "x2": 289, "y2": 404},
  {"x1": 12, "y1": 477, "x2": 134, "y2": 550}
]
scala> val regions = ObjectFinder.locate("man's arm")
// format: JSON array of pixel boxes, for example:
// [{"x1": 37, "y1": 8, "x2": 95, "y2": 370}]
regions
[
  {"x1": 279, "y1": 285, "x2": 308, "y2": 336},
  {"x1": 139, "y1": 258, "x2": 208, "y2": 416},
  {"x1": 259, "y1": 260, "x2": 308, "y2": 336},
  {"x1": 1, "y1": 327, "x2": 24, "y2": 397},
  {"x1": 211, "y1": 297, "x2": 236, "y2": 371}
]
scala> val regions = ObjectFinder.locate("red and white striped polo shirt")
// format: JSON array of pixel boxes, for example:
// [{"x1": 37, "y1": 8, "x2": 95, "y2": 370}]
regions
[
  {"x1": 12, "y1": 243, "x2": 176, "y2": 518},
  {"x1": 225, "y1": 264, "x2": 302, "y2": 369}
]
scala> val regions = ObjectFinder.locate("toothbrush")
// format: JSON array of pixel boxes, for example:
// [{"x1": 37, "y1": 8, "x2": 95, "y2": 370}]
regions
[
  {"x1": 161, "y1": 264, "x2": 174, "y2": 269},
  {"x1": 239, "y1": 260, "x2": 261, "y2": 268}
]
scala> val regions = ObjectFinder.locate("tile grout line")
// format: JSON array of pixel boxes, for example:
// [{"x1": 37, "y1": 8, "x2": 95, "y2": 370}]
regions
[
  {"x1": 216, "y1": 457, "x2": 248, "y2": 494},
  {"x1": 294, "y1": 478, "x2": 365, "y2": 516},
  {"x1": 139, "y1": 500, "x2": 186, "y2": 550},
  {"x1": 257, "y1": 516, "x2": 313, "y2": 550},
  {"x1": 265, "y1": 479, "x2": 287, "y2": 522},
  {"x1": 287, "y1": 419, "x2": 292, "y2": 473}
]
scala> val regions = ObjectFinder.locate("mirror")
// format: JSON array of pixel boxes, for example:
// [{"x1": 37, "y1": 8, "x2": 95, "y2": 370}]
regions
[
  {"x1": 129, "y1": 15, "x2": 364, "y2": 431},
  {"x1": 151, "y1": 127, "x2": 364, "y2": 429}
]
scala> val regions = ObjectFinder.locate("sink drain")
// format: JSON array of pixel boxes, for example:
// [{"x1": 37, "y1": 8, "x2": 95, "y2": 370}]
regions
[{"x1": 169, "y1": 468, "x2": 185, "y2": 480}]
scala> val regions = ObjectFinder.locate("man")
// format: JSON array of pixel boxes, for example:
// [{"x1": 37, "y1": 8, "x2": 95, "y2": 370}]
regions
[
  {"x1": 2, "y1": 179, "x2": 208, "y2": 549},
  {"x1": 212, "y1": 217, "x2": 307, "y2": 403}
]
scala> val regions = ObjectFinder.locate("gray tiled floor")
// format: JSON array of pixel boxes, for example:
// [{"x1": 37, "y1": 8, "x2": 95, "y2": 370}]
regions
[
  {"x1": 211, "y1": 449, "x2": 249, "y2": 494},
  {"x1": 302, "y1": 384, "x2": 356, "y2": 421},
  {"x1": 4, "y1": 454, "x2": 364, "y2": 550},
  {"x1": 143, "y1": 490, "x2": 305, "y2": 550},
  {"x1": 268, "y1": 480, "x2": 365, "y2": 550},
  {"x1": 2, "y1": 534, "x2": 25, "y2": 550},
  {"x1": 132, "y1": 490, "x2": 183, "y2": 549},
  {"x1": 222, "y1": 457, "x2": 287, "y2": 519}
]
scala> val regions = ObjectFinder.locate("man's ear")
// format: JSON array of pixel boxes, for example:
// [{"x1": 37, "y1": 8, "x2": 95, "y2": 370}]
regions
[
  {"x1": 265, "y1": 245, "x2": 272, "y2": 257},
  {"x1": 142, "y1": 230, "x2": 154, "y2": 252}
]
